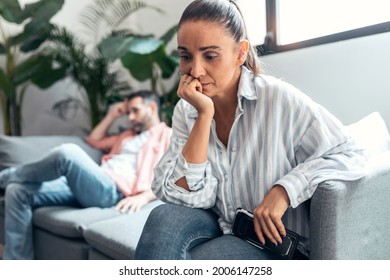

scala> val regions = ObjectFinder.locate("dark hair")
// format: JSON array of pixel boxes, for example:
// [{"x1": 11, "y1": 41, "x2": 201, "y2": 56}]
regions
[
  {"x1": 178, "y1": 0, "x2": 261, "y2": 75},
  {"x1": 126, "y1": 90, "x2": 160, "y2": 110}
]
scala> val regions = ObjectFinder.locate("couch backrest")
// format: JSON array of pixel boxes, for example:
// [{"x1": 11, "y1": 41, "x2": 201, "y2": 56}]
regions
[{"x1": 0, "y1": 135, "x2": 103, "y2": 171}]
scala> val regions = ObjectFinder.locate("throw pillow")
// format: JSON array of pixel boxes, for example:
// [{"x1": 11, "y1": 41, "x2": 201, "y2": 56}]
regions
[{"x1": 345, "y1": 112, "x2": 390, "y2": 159}]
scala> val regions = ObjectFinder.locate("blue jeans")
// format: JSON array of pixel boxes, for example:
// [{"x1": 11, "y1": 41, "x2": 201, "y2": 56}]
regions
[
  {"x1": 2, "y1": 144, "x2": 122, "y2": 259},
  {"x1": 133, "y1": 204, "x2": 282, "y2": 260}
]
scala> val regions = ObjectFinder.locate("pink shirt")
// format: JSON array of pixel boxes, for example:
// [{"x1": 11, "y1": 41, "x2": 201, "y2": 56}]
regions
[{"x1": 86, "y1": 122, "x2": 172, "y2": 196}]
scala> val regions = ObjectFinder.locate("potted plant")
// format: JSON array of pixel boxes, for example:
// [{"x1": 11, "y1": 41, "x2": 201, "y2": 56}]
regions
[
  {"x1": 0, "y1": 0, "x2": 65, "y2": 135},
  {"x1": 38, "y1": 0, "x2": 161, "y2": 129},
  {"x1": 99, "y1": 25, "x2": 181, "y2": 125}
]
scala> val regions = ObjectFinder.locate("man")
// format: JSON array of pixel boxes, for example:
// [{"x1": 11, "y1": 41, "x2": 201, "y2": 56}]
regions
[{"x1": 0, "y1": 90, "x2": 172, "y2": 259}]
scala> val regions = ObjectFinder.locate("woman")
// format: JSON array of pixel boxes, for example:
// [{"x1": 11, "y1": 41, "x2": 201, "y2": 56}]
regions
[{"x1": 134, "y1": 0, "x2": 366, "y2": 260}]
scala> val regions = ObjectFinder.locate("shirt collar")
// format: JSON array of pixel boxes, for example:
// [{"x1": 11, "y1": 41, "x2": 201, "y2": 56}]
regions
[{"x1": 237, "y1": 66, "x2": 258, "y2": 101}]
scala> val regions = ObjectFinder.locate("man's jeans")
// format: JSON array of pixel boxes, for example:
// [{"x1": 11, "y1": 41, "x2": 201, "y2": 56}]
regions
[
  {"x1": 3, "y1": 143, "x2": 122, "y2": 260},
  {"x1": 133, "y1": 204, "x2": 282, "y2": 260}
]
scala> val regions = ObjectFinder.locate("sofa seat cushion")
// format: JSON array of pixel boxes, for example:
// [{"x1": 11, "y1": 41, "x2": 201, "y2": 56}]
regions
[
  {"x1": 83, "y1": 200, "x2": 163, "y2": 259},
  {"x1": 33, "y1": 206, "x2": 121, "y2": 238}
]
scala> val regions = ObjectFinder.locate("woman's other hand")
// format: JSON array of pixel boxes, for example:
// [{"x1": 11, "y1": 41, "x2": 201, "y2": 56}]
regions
[{"x1": 253, "y1": 185, "x2": 290, "y2": 246}]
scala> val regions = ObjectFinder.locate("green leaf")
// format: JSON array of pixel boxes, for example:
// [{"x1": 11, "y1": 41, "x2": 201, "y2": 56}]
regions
[
  {"x1": 154, "y1": 46, "x2": 179, "y2": 79},
  {"x1": 159, "y1": 24, "x2": 178, "y2": 45},
  {"x1": 14, "y1": 54, "x2": 68, "y2": 89},
  {"x1": 128, "y1": 37, "x2": 162, "y2": 54},
  {"x1": 100, "y1": 35, "x2": 162, "y2": 61},
  {"x1": 99, "y1": 36, "x2": 138, "y2": 61},
  {"x1": 32, "y1": 66, "x2": 67, "y2": 89},
  {"x1": 0, "y1": 0, "x2": 25, "y2": 24},
  {"x1": 24, "y1": 0, "x2": 65, "y2": 34},
  {"x1": 12, "y1": 55, "x2": 48, "y2": 85},
  {"x1": 120, "y1": 52, "x2": 153, "y2": 81},
  {"x1": 0, "y1": 67, "x2": 14, "y2": 98},
  {"x1": 20, "y1": 32, "x2": 48, "y2": 52}
]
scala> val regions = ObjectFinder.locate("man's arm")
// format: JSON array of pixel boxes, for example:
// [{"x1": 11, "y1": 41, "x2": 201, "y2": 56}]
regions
[
  {"x1": 84, "y1": 102, "x2": 127, "y2": 151},
  {"x1": 86, "y1": 102, "x2": 127, "y2": 142}
]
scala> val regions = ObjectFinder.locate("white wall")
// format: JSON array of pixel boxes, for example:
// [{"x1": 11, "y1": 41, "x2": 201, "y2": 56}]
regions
[
  {"x1": 1, "y1": 0, "x2": 389, "y2": 135},
  {"x1": 1, "y1": 0, "x2": 192, "y2": 136},
  {"x1": 261, "y1": 32, "x2": 390, "y2": 127}
]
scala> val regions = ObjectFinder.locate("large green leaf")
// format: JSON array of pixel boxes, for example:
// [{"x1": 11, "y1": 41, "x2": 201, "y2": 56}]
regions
[
  {"x1": 159, "y1": 24, "x2": 178, "y2": 45},
  {"x1": 99, "y1": 35, "x2": 162, "y2": 62},
  {"x1": 19, "y1": 25, "x2": 55, "y2": 52},
  {"x1": 0, "y1": 67, "x2": 14, "y2": 98},
  {"x1": 120, "y1": 52, "x2": 153, "y2": 81},
  {"x1": 20, "y1": 32, "x2": 48, "y2": 52},
  {"x1": 128, "y1": 37, "x2": 162, "y2": 55},
  {"x1": 12, "y1": 55, "x2": 48, "y2": 85},
  {"x1": 31, "y1": 66, "x2": 67, "y2": 89},
  {"x1": 99, "y1": 36, "x2": 139, "y2": 61},
  {"x1": 24, "y1": 0, "x2": 65, "y2": 34},
  {"x1": 154, "y1": 46, "x2": 179, "y2": 79},
  {"x1": 12, "y1": 54, "x2": 67, "y2": 89},
  {"x1": 0, "y1": 0, "x2": 25, "y2": 24}
]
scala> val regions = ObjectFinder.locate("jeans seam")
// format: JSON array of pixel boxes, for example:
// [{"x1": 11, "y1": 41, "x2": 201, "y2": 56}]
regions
[{"x1": 182, "y1": 234, "x2": 215, "y2": 259}]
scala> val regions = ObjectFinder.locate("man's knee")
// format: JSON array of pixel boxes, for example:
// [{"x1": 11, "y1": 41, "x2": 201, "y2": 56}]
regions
[{"x1": 50, "y1": 143, "x2": 84, "y2": 161}]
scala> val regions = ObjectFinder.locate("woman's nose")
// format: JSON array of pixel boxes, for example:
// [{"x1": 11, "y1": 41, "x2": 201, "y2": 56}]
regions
[{"x1": 190, "y1": 58, "x2": 206, "y2": 78}]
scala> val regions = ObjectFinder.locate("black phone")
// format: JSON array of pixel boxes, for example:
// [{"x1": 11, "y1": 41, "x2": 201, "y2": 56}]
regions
[{"x1": 231, "y1": 208, "x2": 300, "y2": 259}]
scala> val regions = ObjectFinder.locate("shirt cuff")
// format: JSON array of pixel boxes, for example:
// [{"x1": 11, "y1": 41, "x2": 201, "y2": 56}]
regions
[
  {"x1": 172, "y1": 153, "x2": 209, "y2": 191},
  {"x1": 274, "y1": 171, "x2": 309, "y2": 208}
]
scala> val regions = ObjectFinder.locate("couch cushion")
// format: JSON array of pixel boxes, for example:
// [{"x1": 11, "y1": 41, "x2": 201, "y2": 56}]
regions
[
  {"x1": 33, "y1": 227, "x2": 90, "y2": 260},
  {"x1": 0, "y1": 135, "x2": 102, "y2": 171},
  {"x1": 345, "y1": 112, "x2": 390, "y2": 159},
  {"x1": 33, "y1": 206, "x2": 121, "y2": 238},
  {"x1": 83, "y1": 200, "x2": 164, "y2": 259}
]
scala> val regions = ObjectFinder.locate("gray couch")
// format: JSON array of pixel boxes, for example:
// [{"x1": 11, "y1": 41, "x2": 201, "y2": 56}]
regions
[
  {"x1": 0, "y1": 135, "x2": 163, "y2": 260},
  {"x1": 0, "y1": 112, "x2": 390, "y2": 259}
]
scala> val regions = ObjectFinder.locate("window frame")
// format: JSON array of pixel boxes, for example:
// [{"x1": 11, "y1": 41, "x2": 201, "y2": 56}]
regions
[{"x1": 258, "y1": 0, "x2": 390, "y2": 55}]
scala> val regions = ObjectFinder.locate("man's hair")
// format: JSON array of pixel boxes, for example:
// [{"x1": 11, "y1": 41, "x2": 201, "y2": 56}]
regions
[{"x1": 126, "y1": 90, "x2": 160, "y2": 110}]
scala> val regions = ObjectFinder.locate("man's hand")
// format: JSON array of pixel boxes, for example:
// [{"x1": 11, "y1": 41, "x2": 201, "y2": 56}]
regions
[
  {"x1": 253, "y1": 185, "x2": 290, "y2": 246},
  {"x1": 115, "y1": 190, "x2": 154, "y2": 213},
  {"x1": 108, "y1": 102, "x2": 127, "y2": 120}
]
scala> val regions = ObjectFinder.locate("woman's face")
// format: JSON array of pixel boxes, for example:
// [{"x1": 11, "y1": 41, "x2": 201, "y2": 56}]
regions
[{"x1": 177, "y1": 20, "x2": 247, "y2": 98}]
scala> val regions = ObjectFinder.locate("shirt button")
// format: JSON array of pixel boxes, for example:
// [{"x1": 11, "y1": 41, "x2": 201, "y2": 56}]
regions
[
  {"x1": 224, "y1": 174, "x2": 229, "y2": 180},
  {"x1": 183, "y1": 168, "x2": 189, "y2": 175},
  {"x1": 298, "y1": 197, "x2": 303, "y2": 203},
  {"x1": 231, "y1": 146, "x2": 237, "y2": 152}
]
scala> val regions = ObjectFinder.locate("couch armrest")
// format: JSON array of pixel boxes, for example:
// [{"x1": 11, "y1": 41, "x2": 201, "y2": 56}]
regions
[{"x1": 310, "y1": 151, "x2": 390, "y2": 259}]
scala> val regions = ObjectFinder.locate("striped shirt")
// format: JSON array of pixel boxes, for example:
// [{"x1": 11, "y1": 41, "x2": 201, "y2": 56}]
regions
[{"x1": 152, "y1": 66, "x2": 366, "y2": 256}]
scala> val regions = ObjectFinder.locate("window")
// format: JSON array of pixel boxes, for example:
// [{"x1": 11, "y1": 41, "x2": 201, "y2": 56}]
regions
[
  {"x1": 237, "y1": 0, "x2": 267, "y2": 46},
  {"x1": 262, "y1": 0, "x2": 390, "y2": 54}
]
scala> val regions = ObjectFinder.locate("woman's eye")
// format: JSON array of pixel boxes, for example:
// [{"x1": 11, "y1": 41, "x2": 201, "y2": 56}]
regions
[
  {"x1": 179, "y1": 55, "x2": 190, "y2": 61},
  {"x1": 205, "y1": 54, "x2": 217, "y2": 61}
]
